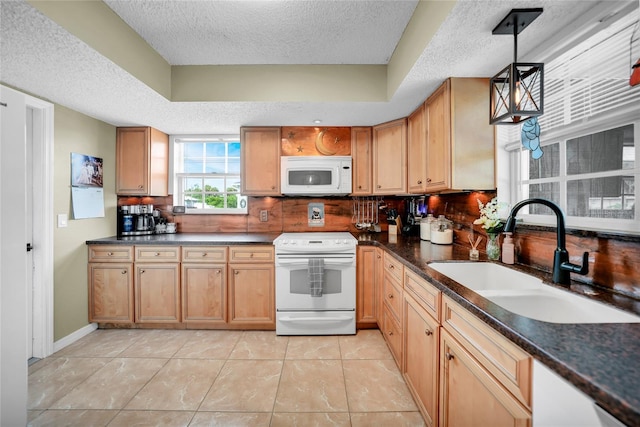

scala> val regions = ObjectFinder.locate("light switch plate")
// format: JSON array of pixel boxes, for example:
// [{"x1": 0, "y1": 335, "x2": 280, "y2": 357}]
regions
[{"x1": 57, "y1": 213, "x2": 68, "y2": 228}]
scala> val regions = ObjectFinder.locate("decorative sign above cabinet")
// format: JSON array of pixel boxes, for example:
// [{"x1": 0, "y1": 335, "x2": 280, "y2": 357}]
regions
[{"x1": 281, "y1": 126, "x2": 351, "y2": 156}]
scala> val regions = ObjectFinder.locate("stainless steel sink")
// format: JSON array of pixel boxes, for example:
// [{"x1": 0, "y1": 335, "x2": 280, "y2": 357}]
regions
[{"x1": 429, "y1": 262, "x2": 640, "y2": 324}]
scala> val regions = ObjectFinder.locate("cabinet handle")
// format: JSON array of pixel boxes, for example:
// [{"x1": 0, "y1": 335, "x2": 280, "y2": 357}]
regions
[
  {"x1": 121, "y1": 270, "x2": 127, "y2": 274},
  {"x1": 426, "y1": 178, "x2": 432, "y2": 183},
  {"x1": 202, "y1": 253, "x2": 207, "y2": 257},
  {"x1": 216, "y1": 270, "x2": 221, "y2": 275},
  {"x1": 138, "y1": 185, "x2": 143, "y2": 189},
  {"x1": 377, "y1": 185, "x2": 381, "y2": 189},
  {"x1": 377, "y1": 254, "x2": 381, "y2": 259},
  {"x1": 388, "y1": 330, "x2": 394, "y2": 336},
  {"x1": 446, "y1": 352, "x2": 454, "y2": 361},
  {"x1": 107, "y1": 252, "x2": 113, "y2": 256},
  {"x1": 140, "y1": 270, "x2": 145, "y2": 274},
  {"x1": 154, "y1": 252, "x2": 160, "y2": 256},
  {"x1": 389, "y1": 264, "x2": 394, "y2": 269},
  {"x1": 235, "y1": 271, "x2": 239, "y2": 275},
  {"x1": 387, "y1": 293, "x2": 394, "y2": 299},
  {"x1": 425, "y1": 329, "x2": 433, "y2": 336},
  {"x1": 358, "y1": 185, "x2": 362, "y2": 189},
  {"x1": 271, "y1": 185, "x2": 275, "y2": 190},
  {"x1": 417, "y1": 180, "x2": 422, "y2": 184}
]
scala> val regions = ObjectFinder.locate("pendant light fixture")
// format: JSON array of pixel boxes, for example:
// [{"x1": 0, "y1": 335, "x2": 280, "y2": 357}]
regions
[{"x1": 490, "y1": 8, "x2": 544, "y2": 125}]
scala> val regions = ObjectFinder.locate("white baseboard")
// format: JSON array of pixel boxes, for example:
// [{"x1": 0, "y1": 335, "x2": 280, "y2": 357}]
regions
[{"x1": 53, "y1": 323, "x2": 98, "y2": 353}]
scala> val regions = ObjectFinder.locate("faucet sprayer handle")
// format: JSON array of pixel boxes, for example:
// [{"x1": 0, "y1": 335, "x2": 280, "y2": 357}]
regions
[{"x1": 560, "y1": 252, "x2": 589, "y2": 276}]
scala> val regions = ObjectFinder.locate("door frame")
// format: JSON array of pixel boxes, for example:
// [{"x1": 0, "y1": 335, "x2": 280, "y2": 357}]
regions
[{"x1": 25, "y1": 90, "x2": 54, "y2": 358}]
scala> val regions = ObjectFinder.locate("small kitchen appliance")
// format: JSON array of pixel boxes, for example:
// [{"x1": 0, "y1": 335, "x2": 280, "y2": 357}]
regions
[
  {"x1": 280, "y1": 156, "x2": 352, "y2": 196},
  {"x1": 274, "y1": 232, "x2": 357, "y2": 335}
]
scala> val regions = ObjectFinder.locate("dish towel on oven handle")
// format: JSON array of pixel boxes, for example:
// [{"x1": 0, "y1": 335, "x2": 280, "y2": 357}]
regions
[{"x1": 308, "y1": 258, "x2": 324, "y2": 297}]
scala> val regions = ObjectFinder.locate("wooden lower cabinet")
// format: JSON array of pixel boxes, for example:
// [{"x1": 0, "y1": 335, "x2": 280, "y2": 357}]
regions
[
  {"x1": 356, "y1": 246, "x2": 381, "y2": 328},
  {"x1": 135, "y1": 263, "x2": 180, "y2": 323},
  {"x1": 403, "y1": 292, "x2": 439, "y2": 427},
  {"x1": 88, "y1": 263, "x2": 134, "y2": 323},
  {"x1": 382, "y1": 303, "x2": 403, "y2": 367},
  {"x1": 228, "y1": 263, "x2": 275, "y2": 328},
  {"x1": 439, "y1": 329, "x2": 531, "y2": 427},
  {"x1": 181, "y1": 263, "x2": 226, "y2": 324}
]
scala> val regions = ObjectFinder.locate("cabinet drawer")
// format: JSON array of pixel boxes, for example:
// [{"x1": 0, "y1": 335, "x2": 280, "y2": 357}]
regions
[
  {"x1": 181, "y1": 246, "x2": 227, "y2": 263},
  {"x1": 383, "y1": 273, "x2": 403, "y2": 322},
  {"x1": 441, "y1": 295, "x2": 532, "y2": 408},
  {"x1": 229, "y1": 245, "x2": 274, "y2": 263},
  {"x1": 405, "y1": 269, "x2": 441, "y2": 322},
  {"x1": 383, "y1": 252, "x2": 404, "y2": 283},
  {"x1": 135, "y1": 246, "x2": 180, "y2": 262},
  {"x1": 382, "y1": 303, "x2": 403, "y2": 368},
  {"x1": 88, "y1": 245, "x2": 133, "y2": 262}
]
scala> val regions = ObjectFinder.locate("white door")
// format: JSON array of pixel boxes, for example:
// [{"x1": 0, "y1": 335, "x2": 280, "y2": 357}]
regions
[{"x1": 1, "y1": 84, "x2": 29, "y2": 427}]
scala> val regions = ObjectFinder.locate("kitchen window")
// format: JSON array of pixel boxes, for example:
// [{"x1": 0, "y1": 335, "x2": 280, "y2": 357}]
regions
[
  {"x1": 504, "y1": 11, "x2": 640, "y2": 233},
  {"x1": 172, "y1": 136, "x2": 247, "y2": 214}
]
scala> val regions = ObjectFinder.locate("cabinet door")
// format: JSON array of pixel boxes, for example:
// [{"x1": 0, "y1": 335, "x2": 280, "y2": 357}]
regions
[
  {"x1": 425, "y1": 81, "x2": 452, "y2": 192},
  {"x1": 181, "y1": 264, "x2": 226, "y2": 324},
  {"x1": 439, "y1": 330, "x2": 531, "y2": 427},
  {"x1": 404, "y1": 292, "x2": 439, "y2": 427},
  {"x1": 407, "y1": 104, "x2": 427, "y2": 193},
  {"x1": 135, "y1": 263, "x2": 180, "y2": 323},
  {"x1": 382, "y1": 303, "x2": 403, "y2": 369},
  {"x1": 240, "y1": 127, "x2": 281, "y2": 195},
  {"x1": 228, "y1": 263, "x2": 275, "y2": 327},
  {"x1": 356, "y1": 246, "x2": 379, "y2": 327},
  {"x1": 372, "y1": 118, "x2": 407, "y2": 194},
  {"x1": 88, "y1": 263, "x2": 134, "y2": 323},
  {"x1": 116, "y1": 127, "x2": 168, "y2": 196},
  {"x1": 351, "y1": 127, "x2": 373, "y2": 195}
]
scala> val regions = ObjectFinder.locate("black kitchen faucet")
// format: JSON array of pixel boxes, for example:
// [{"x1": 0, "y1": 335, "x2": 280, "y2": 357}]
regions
[{"x1": 503, "y1": 198, "x2": 589, "y2": 285}]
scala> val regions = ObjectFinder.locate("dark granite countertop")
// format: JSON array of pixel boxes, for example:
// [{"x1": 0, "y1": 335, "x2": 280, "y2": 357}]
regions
[
  {"x1": 86, "y1": 233, "x2": 281, "y2": 245},
  {"x1": 358, "y1": 233, "x2": 640, "y2": 427},
  {"x1": 87, "y1": 231, "x2": 640, "y2": 425}
]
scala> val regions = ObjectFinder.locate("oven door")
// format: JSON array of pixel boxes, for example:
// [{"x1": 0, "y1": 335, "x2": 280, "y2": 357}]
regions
[{"x1": 275, "y1": 254, "x2": 356, "y2": 310}]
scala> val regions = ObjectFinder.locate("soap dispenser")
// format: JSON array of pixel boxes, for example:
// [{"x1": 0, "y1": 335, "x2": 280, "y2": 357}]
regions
[{"x1": 502, "y1": 232, "x2": 515, "y2": 265}]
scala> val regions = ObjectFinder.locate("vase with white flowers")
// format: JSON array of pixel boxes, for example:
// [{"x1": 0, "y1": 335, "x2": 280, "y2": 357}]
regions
[{"x1": 473, "y1": 198, "x2": 504, "y2": 260}]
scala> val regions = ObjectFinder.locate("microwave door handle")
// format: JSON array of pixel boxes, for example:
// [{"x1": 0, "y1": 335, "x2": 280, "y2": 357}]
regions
[{"x1": 336, "y1": 166, "x2": 340, "y2": 189}]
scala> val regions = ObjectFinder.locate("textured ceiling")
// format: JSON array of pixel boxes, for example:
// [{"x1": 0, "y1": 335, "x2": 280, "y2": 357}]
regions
[
  {"x1": 0, "y1": 0, "x2": 633, "y2": 135},
  {"x1": 104, "y1": 0, "x2": 419, "y2": 65}
]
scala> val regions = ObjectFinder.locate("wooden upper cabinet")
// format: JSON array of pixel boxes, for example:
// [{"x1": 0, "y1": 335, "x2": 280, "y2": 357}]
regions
[
  {"x1": 116, "y1": 127, "x2": 169, "y2": 196},
  {"x1": 425, "y1": 78, "x2": 496, "y2": 192},
  {"x1": 240, "y1": 127, "x2": 281, "y2": 195},
  {"x1": 407, "y1": 104, "x2": 428, "y2": 193},
  {"x1": 372, "y1": 118, "x2": 407, "y2": 195},
  {"x1": 351, "y1": 127, "x2": 373, "y2": 195}
]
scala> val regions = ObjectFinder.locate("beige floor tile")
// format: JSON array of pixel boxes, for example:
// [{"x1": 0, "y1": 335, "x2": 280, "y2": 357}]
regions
[
  {"x1": 229, "y1": 331, "x2": 289, "y2": 359},
  {"x1": 350, "y1": 411, "x2": 427, "y2": 427},
  {"x1": 51, "y1": 358, "x2": 168, "y2": 409},
  {"x1": 174, "y1": 330, "x2": 243, "y2": 359},
  {"x1": 200, "y1": 360, "x2": 283, "y2": 412},
  {"x1": 28, "y1": 357, "x2": 110, "y2": 409},
  {"x1": 274, "y1": 360, "x2": 348, "y2": 413},
  {"x1": 270, "y1": 412, "x2": 351, "y2": 427},
  {"x1": 285, "y1": 336, "x2": 341, "y2": 360},
  {"x1": 28, "y1": 357, "x2": 55, "y2": 376},
  {"x1": 119, "y1": 329, "x2": 195, "y2": 358},
  {"x1": 53, "y1": 329, "x2": 142, "y2": 358},
  {"x1": 189, "y1": 411, "x2": 272, "y2": 427},
  {"x1": 125, "y1": 358, "x2": 225, "y2": 411},
  {"x1": 27, "y1": 410, "x2": 44, "y2": 424},
  {"x1": 338, "y1": 329, "x2": 393, "y2": 360},
  {"x1": 27, "y1": 409, "x2": 117, "y2": 427},
  {"x1": 343, "y1": 359, "x2": 418, "y2": 412},
  {"x1": 107, "y1": 410, "x2": 194, "y2": 427}
]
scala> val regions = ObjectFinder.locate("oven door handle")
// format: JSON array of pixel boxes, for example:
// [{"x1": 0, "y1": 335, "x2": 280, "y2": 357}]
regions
[
  {"x1": 276, "y1": 257, "x2": 355, "y2": 266},
  {"x1": 279, "y1": 315, "x2": 353, "y2": 322}
]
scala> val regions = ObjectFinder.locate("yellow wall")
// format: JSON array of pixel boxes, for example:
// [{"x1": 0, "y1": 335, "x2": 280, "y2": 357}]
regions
[{"x1": 53, "y1": 105, "x2": 116, "y2": 341}]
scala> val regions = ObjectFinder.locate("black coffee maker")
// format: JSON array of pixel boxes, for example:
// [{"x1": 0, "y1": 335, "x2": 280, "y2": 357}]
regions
[
  {"x1": 402, "y1": 198, "x2": 422, "y2": 237},
  {"x1": 118, "y1": 204, "x2": 155, "y2": 237}
]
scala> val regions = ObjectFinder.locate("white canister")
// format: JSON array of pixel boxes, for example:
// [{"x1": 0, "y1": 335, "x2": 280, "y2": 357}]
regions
[
  {"x1": 430, "y1": 215, "x2": 453, "y2": 245},
  {"x1": 420, "y1": 214, "x2": 435, "y2": 241}
]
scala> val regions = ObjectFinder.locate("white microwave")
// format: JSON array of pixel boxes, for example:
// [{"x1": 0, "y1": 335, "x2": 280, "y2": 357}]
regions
[{"x1": 281, "y1": 156, "x2": 352, "y2": 196}]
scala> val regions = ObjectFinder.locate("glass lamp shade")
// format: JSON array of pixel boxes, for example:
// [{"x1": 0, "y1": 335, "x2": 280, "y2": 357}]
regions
[{"x1": 490, "y1": 62, "x2": 544, "y2": 125}]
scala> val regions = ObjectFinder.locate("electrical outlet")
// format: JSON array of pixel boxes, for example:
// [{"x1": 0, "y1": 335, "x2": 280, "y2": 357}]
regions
[{"x1": 260, "y1": 210, "x2": 268, "y2": 222}]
